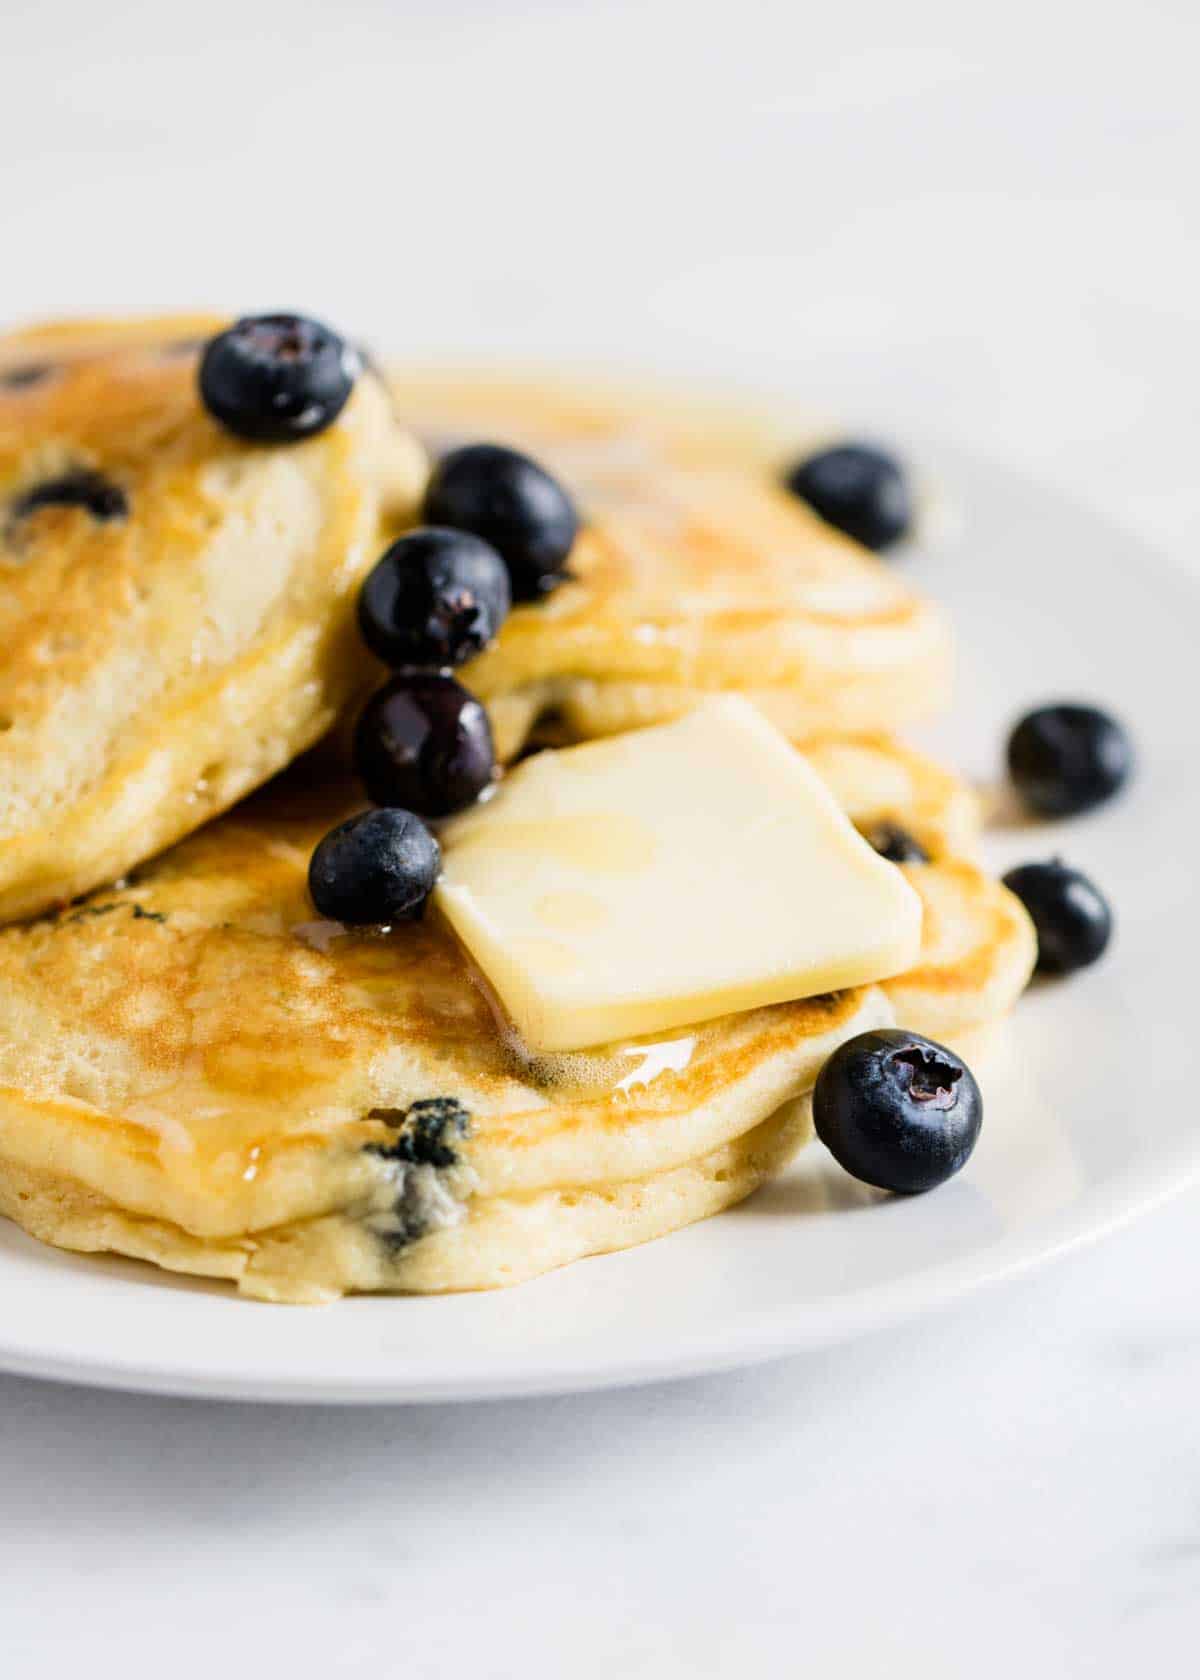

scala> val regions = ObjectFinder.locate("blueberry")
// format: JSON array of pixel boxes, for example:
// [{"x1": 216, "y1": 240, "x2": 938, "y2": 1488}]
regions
[
  {"x1": 864, "y1": 823, "x2": 929, "y2": 865},
  {"x1": 423, "y1": 443, "x2": 578, "y2": 602},
  {"x1": 783, "y1": 443, "x2": 911, "y2": 551},
  {"x1": 198, "y1": 314, "x2": 359, "y2": 443},
  {"x1": 1002, "y1": 859, "x2": 1112, "y2": 975},
  {"x1": 10, "y1": 469, "x2": 128, "y2": 524},
  {"x1": 357, "y1": 528, "x2": 511, "y2": 670},
  {"x1": 308, "y1": 808, "x2": 440, "y2": 926},
  {"x1": 813, "y1": 1028, "x2": 982, "y2": 1194},
  {"x1": 0, "y1": 361, "x2": 54, "y2": 390},
  {"x1": 354, "y1": 671, "x2": 495, "y2": 817},
  {"x1": 366, "y1": 1097, "x2": 472, "y2": 1169},
  {"x1": 1007, "y1": 703, "x2": 1133, "y2": 818}
]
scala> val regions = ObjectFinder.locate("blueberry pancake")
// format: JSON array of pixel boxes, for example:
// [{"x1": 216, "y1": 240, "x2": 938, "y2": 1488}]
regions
[
  {"x1": 0, "y1": 767, "x2": 891, "y2": 1301},
  {"x1": 389, "y1": 368, "x2": 952, "y2": 760},
  {"x1": 0, "y1": 728, "x2": 1029, "y2": 1302},
  {"x1": 0, "y1": 316, "x2": 426, "y2": 923}
]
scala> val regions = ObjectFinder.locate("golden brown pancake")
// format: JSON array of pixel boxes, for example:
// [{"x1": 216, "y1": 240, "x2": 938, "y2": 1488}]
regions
[
  {"x1": 0, "y1": 316, "x2": 425, "y2": 924},
  {"x1": 0, "y1": 730, "x2": 1030, "y2": 1301},
  {"x1": 0, "y1": 765, "x2": 893, "y2": 1300},
  {"x1": 389, "y1": 367, "x2": 953, "y2": 759}
]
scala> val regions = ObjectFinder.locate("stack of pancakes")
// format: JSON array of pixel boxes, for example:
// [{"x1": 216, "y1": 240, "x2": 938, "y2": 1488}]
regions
[{"x1": 0, "y1": 325, "x2": 1034, "y2": 1302}]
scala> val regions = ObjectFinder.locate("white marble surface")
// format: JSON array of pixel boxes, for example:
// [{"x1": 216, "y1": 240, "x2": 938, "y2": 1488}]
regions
[{"x1": 3, "y1": 0, "x2": 1199, "y2": 1671}]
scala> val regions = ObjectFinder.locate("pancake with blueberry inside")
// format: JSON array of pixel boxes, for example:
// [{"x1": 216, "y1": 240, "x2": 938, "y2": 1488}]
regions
[
  {"x1": 0, "y1": 727, "x2": 1030, "y2": 1302},
  {"x1": 0, "y1": 763, "x2": 893, "y2": 1301},
  {"x1": 0, "y1": 313, "x2": 426, "y2": 923},
  {"x1": 387, "y1": 367, "x2": 952, "y2": 759}
]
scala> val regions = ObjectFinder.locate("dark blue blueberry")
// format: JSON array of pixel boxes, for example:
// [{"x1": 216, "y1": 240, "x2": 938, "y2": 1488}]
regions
[
  {"x1": 1002, "y1": 859, "x2": 1112, "y2": 975},
  {"x1": 354, "y1": 671, "x2": 495, "y2": 817},
  {"x1": 0, "y1": 361, "x2": 54, "y2": 390},
  {"x1": 1007, "y1": 703, "x2": 1133, "y2": 818},
  {"x1": 813, "y1": 1028, "x2": 982, "y2": 1193},
  {"x1": 357, "y1": 527, "x2": 510, "y2": 670},
  {"x1": 198, "y1": 314, "x2": 359, "y2": 443},
  {"x1": 423, "y1": 443, "x2": 578, "y2": 601},
  {"x1": 10, "y1": 469, "x2": 128, "y2": 524},
  {"x1": 864, "y1": 823, "x2": 929, "y2": 864},
  {"x1": 367, "y1": 1097, "x2": 472, "y2": 1169},
  {"x1": 308, "y1": 807, "x2": 440, "y2": 926},
  {"x1": 784, "y1": 443, "x2": 911, "y2": 551}
]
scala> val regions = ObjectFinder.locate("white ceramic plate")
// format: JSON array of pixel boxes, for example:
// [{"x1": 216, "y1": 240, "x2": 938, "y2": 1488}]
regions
[{"x1": 0, "y1": 444, "x2": 1195, "y2": 1402}]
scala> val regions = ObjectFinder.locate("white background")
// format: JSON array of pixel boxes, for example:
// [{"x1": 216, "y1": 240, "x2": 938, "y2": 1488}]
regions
[{"x1": 2, "y1": 0, "x2": 1198, "y2": 1672}]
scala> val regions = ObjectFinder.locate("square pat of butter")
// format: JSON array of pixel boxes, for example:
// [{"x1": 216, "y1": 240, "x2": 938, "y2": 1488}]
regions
[{"x1": 435, "y1": 697, "x2": 921, "y2": 1052}]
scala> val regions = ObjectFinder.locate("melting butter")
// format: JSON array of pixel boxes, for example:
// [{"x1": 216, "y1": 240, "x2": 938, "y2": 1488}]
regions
[
  {"x1": 535, "y1": 891, "x2": 609, "y2": 933},
  {"x1": 436, "y1": 698, "x2": 922, "y2": 1053},
  {"x1": 447, "y1": 812, "x2": 655, "y2": 874}
]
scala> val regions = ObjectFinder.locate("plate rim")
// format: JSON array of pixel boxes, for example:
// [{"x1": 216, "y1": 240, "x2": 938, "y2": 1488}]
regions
[{"x1": 0, "y1": 1146, "x2": 1195, "y2": 1404}]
